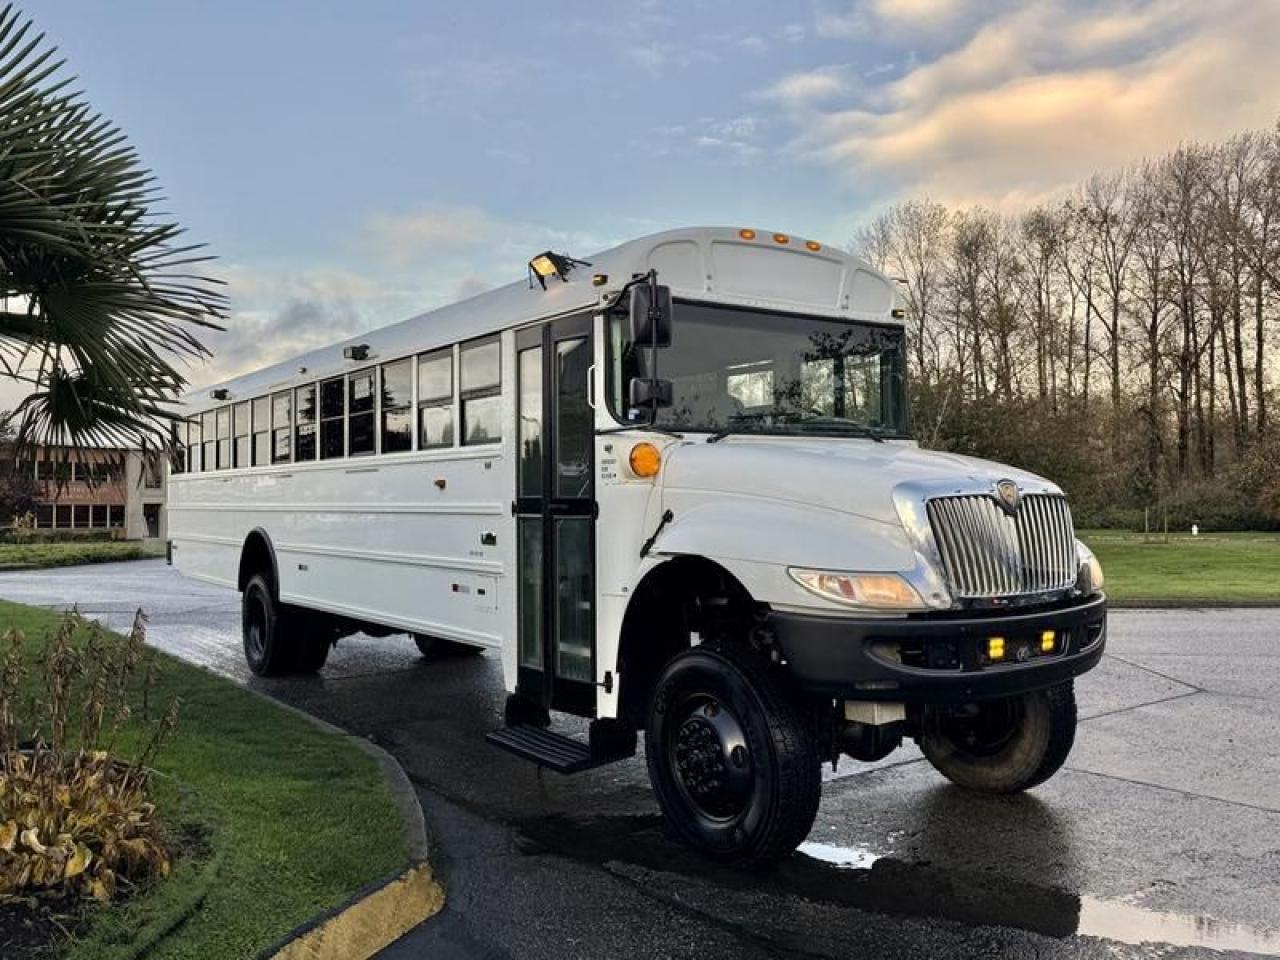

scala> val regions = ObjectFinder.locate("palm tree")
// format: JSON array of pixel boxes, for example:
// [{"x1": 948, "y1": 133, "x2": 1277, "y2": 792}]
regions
[{"x1": 0, "y1": 3, "x2": 224, "y2": 461}]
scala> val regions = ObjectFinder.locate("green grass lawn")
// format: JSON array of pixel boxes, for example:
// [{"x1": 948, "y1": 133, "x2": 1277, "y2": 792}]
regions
[
  {"x1": 1079, "y1": 530, "x2": 1280, "y2": 604},
  {"x1": 0, "y1": 601, "x2": 408, "y2": 959},
  {"x1": 0, "y1": 540, "x2": 165, "y2": 570}
]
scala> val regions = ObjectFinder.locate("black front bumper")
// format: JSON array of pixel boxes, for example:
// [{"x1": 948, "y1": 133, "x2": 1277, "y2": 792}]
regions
[{"x1": 770, "y1": 594, "x2": 1107, "y2": 703}]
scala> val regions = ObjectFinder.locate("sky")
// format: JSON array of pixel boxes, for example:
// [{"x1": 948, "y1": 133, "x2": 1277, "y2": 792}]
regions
[{"x1": 13, "y1": 0, "x2": 1280, "y2": 399}]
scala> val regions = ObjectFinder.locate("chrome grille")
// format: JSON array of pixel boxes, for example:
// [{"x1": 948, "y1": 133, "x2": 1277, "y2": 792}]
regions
[{"x1": 926, "y1": 494, "x2": 1076, "y2": 599}]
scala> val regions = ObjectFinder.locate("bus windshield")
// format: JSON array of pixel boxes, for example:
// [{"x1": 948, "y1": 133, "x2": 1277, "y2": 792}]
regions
[{"x1": 608, "y1": 301, "x2": 909, "y2": 438}]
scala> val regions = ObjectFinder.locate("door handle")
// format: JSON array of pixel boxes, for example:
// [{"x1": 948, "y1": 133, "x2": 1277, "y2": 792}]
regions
[{"x1": 586, "y1": 364, "x2": 596, "y2": 410}]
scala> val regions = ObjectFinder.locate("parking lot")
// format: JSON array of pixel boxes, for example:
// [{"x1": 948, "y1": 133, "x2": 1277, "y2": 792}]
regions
[{"x1": 2, "y1": 558, "x2": 1277, "y2": 959}]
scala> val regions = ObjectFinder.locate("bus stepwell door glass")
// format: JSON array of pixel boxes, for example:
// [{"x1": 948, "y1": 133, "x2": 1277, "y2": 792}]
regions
[
  {"x1": 320, "y1": 377, "x2": 344, "y2": 459},
  {"x1": 271, "y1": 391, "x2": 292, "y2": 464},
  {"x1": 460, "y1": 338, "x2": 501, "y2": 446},
  {"x1": 201, "y1": 411, "x2": 216, "y2": 472},
  {"x1": 517, "y1": 346, "x2": 542, "y2": 497},
  {"x1": 380, "y1": 359, "x2": 413, "y2": 453},
  {"x1": 556, "y1": 337, "x2": 591, "y2": 499},
  {"x1": 518, "y1": 517, "x2": 542, "y2": 670},
  {"x1": 555, "y1": 518, "x2": 592, "y2": 682},
  {"x1": 216, "y1": 406, "x2": 231, "y2": 470},
  {"x1": 417, "y1": 349, "x2": 453, "y2": 449},
  {"x1": 348, "y1": 369, "x2": 376, "y2": 456},
  {"x1": 295, "y1": 385, "x2": 318, "y2": 461},
  {"x1": 233, "y1": 401, "x2": 250, "y2": 467},
  {"x1": 252, "y1": 397, "x2": 270, "y2": 466}
]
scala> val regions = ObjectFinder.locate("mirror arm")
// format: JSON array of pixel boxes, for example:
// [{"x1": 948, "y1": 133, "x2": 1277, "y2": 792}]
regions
[{"x1": 646, "y1": 269, "x2": 660, "y2": 424}]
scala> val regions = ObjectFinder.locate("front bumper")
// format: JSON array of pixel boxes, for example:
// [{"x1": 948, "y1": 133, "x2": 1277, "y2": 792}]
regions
[{"x1": 770, "y1": 593, "x2": 1107, "y2": 703}]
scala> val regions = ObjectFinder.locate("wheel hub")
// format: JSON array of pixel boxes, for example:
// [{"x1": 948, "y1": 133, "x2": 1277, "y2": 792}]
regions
[{"x1": 671, "y1": 698, "x2": 753, "y2": 820}]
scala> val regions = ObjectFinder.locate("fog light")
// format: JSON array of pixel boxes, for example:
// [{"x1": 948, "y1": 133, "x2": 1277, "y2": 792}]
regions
[
  {"x1": 987, "y1": 636, "x2": 1006, "y2": 661},
  {"x1": 1040, "y1": 630, "x2": 1056, "y2": 653}
]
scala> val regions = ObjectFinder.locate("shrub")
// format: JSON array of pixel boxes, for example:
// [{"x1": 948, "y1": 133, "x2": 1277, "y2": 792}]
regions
[{"x1": 0, "y1": 610, "x2": 179, "y2": 901}]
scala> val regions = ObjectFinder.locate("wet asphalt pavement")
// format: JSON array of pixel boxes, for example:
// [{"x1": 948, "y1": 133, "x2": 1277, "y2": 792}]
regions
[{"x1": 1, "y1": 559, "x2": 1278, "y2": 959}]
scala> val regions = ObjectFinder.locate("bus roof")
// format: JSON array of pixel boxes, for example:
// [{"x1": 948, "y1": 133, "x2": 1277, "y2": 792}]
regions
[{"x1": 182, "y1": 226, "x2": 899, "y2": 412}]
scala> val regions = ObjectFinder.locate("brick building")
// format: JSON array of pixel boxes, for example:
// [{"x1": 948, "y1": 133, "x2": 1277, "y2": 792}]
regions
[{"x1": 3, "y1": 446, "x2": 167, "y2": 540}]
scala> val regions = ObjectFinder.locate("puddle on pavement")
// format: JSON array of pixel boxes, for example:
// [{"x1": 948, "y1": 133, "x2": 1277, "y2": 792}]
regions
[
  {"x1": 796, "y1": 841, "x2": 881, "y2": 870},
  {"x1": 518, "y1": 816, "x2": 1280, "y2": 955},
  {"x1": 1077, "y1": 895, "x2": 1280, "y2": 955}
]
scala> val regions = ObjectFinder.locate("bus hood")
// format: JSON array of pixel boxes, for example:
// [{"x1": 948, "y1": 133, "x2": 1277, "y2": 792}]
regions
[{"x1": 659, "y1": 438, "x2": 1057, "y2": 528}]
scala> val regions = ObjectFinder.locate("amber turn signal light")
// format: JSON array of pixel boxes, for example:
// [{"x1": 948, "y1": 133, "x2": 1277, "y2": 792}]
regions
[{"x1": 629, "y1": 442, "x2": 662, "y2": 478}]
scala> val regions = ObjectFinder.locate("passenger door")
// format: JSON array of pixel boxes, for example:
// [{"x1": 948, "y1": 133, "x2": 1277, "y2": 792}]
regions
[{"x1": 514, "y1": 314, "x2": 596, "y2": 715}]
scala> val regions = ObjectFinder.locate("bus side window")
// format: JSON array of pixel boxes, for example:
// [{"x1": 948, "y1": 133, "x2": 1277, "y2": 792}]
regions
[
  {"x1": 272, "y1": 391, "x2": 292, "y2": 464},
  {"x1": 460, "y1": 337, "x2": 500, "y2": 446},
  {"x1": 417, "y1": 349, "x2": 453, "y2": 449},
  {"x1": 380, "y1": 360, "x2": 413, "y2": 453},
  {"x1": 187, "y1": 417, "x2": 201, "y2": 472},
  {"x1": 233, "y1": 401, "x2": 250, "y2": 467},
  {"x1": 216, "y1": 406, "x2": 231, "y2": 470},
  {"x1": 201, "y1": 411, "x2": 216, "y2": 472},
  {"x1": 320, "y1": 378, "x2": 345, "y2": 459},
  {"x1": 348, "y1": 368, "x2": 376, "y2": 456},
  {"x1": 295, "y1": 385, "x2": 318, "y2": 461},
  {"x1": 249, "y1": 397, "x2": 269, "y2": 465}
]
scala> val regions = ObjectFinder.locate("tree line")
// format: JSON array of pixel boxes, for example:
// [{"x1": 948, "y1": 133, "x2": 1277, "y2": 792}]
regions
[{"x1": 855, "y1": 124, "x2": 1280, "y2": 529}]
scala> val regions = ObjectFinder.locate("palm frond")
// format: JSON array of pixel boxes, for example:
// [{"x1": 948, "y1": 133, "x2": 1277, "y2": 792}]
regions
[{"x1": 0, "y1": 2, "x2": 225, "y2": 461}]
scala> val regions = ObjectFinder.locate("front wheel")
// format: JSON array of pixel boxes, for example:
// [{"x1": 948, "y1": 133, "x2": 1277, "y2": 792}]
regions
[
  {"x1": 645, "y1": 644, "x2": 821, "y2": 865},
  {"x1": 920, "y1": 682, "x2": 1077, "y2": 793}
]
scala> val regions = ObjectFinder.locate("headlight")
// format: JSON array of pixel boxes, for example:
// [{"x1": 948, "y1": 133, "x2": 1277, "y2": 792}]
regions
[
  {"x1": 1076, "y1": 541, "x2": 1104, "y2": 595},
  {"x1": 787, "y1": 568, "x2": 926, "y2": 610}
]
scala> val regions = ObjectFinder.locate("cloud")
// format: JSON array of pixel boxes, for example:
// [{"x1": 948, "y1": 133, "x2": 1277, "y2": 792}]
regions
[
  {"x1": 365, "y1": 208, "x2": 502, "y2": 268},
  {"x1": 777, "y1": 0, "x2": 1280, "y2": 208},
  {"x1": 817, "y1": 0, "x2": 977, "y2": 37},
  {"x1": 628, "y1": 43, "x2": 666, "y2": 73},
  {"x1": 760, "y1": 67, "x2": 849, "y2": 106}
]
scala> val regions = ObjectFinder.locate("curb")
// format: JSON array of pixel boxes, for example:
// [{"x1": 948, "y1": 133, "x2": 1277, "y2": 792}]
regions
[
  {"x1": 241, "y1": 688, "x2": 445, "y2": 959},
  {"x1": 1108, "y1": 600, "x2": 1280, "y2": 610}
]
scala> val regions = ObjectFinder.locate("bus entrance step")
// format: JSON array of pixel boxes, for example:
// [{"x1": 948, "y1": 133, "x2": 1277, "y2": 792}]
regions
[{"x1": 485, "y1": 724, "x2": 632, "y2": 774}]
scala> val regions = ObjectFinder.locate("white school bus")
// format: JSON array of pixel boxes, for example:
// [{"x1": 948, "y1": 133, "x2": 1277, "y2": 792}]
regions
[{"x1": 170, "y1": 227, "x2": 1107, "y2": 863}]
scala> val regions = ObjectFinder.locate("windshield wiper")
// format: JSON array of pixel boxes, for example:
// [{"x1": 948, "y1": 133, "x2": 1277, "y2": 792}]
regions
[{"x1": 708, "y1": 412, "x2": 887, "y2": 443}]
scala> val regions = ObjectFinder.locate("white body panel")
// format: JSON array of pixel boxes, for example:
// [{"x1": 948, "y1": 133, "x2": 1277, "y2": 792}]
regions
[{"x1": 171, "y1": 226, "x2": 1067, "y2": 719}]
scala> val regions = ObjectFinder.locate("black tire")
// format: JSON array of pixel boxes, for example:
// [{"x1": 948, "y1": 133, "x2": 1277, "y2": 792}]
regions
[
  {"x1": 645, "y1": 644, "x2": 821, "y2": 865},
  {"x1": 413, "y1": 633, "x2": 484, "y2": 660},
  {"x1": 242, "y1": 574, "x2": 292, "y2": 677},
  {"x1": 920, "y1": 682, "x2": 1077, "y2": 793}
]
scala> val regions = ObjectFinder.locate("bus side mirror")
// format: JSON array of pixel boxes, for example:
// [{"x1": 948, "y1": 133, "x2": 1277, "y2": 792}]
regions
[
  {"x1": 629, "y1": 283, "x2": 672, "y2": 348},
  {"x1": 629, "y1": 377, "x2": 673, "y2": 410}
]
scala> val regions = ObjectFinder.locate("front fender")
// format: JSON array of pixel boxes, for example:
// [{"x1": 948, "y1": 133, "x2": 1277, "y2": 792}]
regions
[{"x1": 651, "y1": 498, "x2": 930, "y2": 609}]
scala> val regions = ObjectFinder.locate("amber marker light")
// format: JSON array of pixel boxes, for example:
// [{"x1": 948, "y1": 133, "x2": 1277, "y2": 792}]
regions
[
  {"x1": 805, "y1": 240, "x2": 821, "y2": 251},
  {"x1": 739, "y1": 228, "x2": 757, "y2": 240},
  {"x1": 629, "y1": 442, "x2": 662, "y2": 478},
  {"x1": 772, "y1": 233, "x2": 790, "y2": 244}
]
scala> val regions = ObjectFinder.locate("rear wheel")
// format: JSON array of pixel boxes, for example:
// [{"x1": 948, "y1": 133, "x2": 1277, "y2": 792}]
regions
[
  {"x1": 242, "y1": 574, "x2": 291, "y2": 676},
  {"x1": 413, "y1": 633, "x2": 484, "y2": 660},
  {"x1": 920, "y1": 682, "x2": 1077, "y2": 793},
  {"x1": 645, "y1": 644, "x2": 821, "y2": 865},
  {"x1": 242, "y1": 575, "x2": 330, "y2": 675}
]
